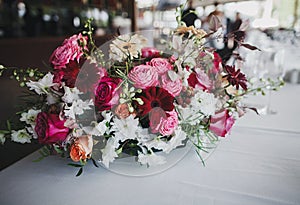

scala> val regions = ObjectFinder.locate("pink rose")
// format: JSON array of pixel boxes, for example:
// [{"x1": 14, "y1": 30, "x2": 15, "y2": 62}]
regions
[
  {"x1": 159, "y1": 110, "x2": 178, "y2": 136},
  {"x1": 35, "y1": 112, "x2": 69, "y2": 144},
  {"x1": 209, "y1": 109, "x2": 235, "y2": 137},
  {"x1": 160, "y1": 73, "x2": 182, "y2": 97},
  {"x1": 49, "y1": 34, "x2": 87, "y2": 69},
  {"x1": 149, "y1": 107, "x2": 167, "y2": 133},
  {"x1": 94, "y1": 76, "x2": 122, "y2": 112},
  {"x1": 188, "y1": 68, "x2": 213, "y2": 91},
  {"x1": 149, "y1": 58, "x2": 173, "y2": 74},
  {"x1": 141, "y1": 47, "x2": 160, "y2": 58},
  {"x1": 128, "y1": 65, "x2": 158, "y2": 89}
]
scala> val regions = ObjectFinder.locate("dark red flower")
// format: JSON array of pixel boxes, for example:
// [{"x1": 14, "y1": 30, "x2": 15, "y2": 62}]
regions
[
  {"x1": 35, "y1": 112, "x2": 69, "y2": 144},
  {"x1": 212, "y1": 52, "x2": 222, "y2": 74},
  {"x1": 136, "y1": 86, "x2": 174, "y2": 116},
  {"x1": 94, "y1": 76, "x2": 122, "y2": 112},
  {"x1": 223, "y1": 65, "x2": 247, "y2": 90},
  {"x1": 53, "y1": 60, "x2": 80, "y2": 88}
]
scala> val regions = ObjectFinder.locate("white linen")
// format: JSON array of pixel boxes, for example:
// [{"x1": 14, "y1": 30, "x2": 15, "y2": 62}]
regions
[{"x1": 1, "y1": 83, "x2": 300, "y2": 205}]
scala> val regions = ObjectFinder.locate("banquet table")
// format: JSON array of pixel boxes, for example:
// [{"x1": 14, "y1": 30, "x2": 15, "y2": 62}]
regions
[{"x1": 1, "y1": 83, "x2": 300, "y2": 205}]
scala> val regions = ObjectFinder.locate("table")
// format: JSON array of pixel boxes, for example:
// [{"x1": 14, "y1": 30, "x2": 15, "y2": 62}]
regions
[{"x1": 1, "y1": 83, "x2": 300, "y2": 205}]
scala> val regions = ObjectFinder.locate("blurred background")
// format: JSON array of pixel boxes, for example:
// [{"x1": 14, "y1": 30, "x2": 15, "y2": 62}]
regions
[{"x1": 1, "y1": 0, "x2": 299, "y2": 170}]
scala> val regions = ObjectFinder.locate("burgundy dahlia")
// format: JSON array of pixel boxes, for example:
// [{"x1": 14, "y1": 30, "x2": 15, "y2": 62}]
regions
[{"x1": 223, "y1": 65, "x2": 247, "y2": 90}]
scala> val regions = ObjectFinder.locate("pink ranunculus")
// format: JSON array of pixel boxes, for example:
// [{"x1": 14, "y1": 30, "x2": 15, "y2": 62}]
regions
[
  {"x1": 94, "y1": 76, "x2": 122, "y2": 112},
  {"x1": 149, "y1": 107, "x2": 167, "y2": 133},
  {"x1": 209, "y1": 109, "x2": 235, "y2": 137},
  {"x1": 160, "y1": 73, "x2": 182, "y2": 97},
  {"x1": 35, "y1": 112, "x2": 69, "y2": 144},
  {"x1": 188, "y1": 68, "x2": 213, "y2": 91},
  {"x1": 128, "y1": 65, "x2": 158, "y2": 89},
  {"x1": 49, "y1": 34, "x2": 87, "y2": 69},
  {"x1": 141, "y1": 47, "x2": 160, "y2": 58},
  {"x1": 159, "y1": 110, "x2": 178, "y2": 136},
  {"x1": 149, "y1": 58, "x2": 173, "y2": 74}
]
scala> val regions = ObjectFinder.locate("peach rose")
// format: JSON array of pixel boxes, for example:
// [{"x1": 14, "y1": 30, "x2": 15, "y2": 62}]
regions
[
  {"x1": 70, "y1": 135, "x2": 93, "y2": 162},
  {"x1": 114, "y1": 103, "x2": 131, "y2": 119}
]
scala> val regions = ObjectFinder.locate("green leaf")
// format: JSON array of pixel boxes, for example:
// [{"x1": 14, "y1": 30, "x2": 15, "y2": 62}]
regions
[
  {"x1": 32, "y1": 156, "x2": 45, "y2": 162},
  {"x1": 67, "y1": 163, "x2": 83, "y2": 168},
  {"x1": 91, "y1": 158, "x2": 99, "y2": 168},
  {"x1": 6, "y1": 120, "x2": 11, "y2": 131},
  {"x1": 76, "y1": 168, "x2": 83, "y2": 177}
]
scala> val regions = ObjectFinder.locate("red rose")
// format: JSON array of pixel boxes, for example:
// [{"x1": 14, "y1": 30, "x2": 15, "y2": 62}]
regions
[
  {"x1": 49, "y1": 34, "x2": 87, "y2": 69},
  {"x1": 35, "y1": 112, "x2": 69, "y2": 144},
  {"x1": 141, "y1": 47, "x2": 160, "y2": 58},
  {"x1": 209, "y1": 110, "x2": 235, "y2": 137},
  {"x1": 94, "y1": 76, "x2": 122, "y2": 112}
]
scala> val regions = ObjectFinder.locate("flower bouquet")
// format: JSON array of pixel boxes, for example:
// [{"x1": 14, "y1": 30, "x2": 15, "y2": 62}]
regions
[{"x1": 0, "y1": 9, "x2": 282, "y2": 176}]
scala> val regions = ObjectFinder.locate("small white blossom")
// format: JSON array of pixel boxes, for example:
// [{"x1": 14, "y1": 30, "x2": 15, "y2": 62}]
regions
[
  {"x1": 163, "y1": 127, "x2": 187, "y2": 153},
  {"x1": 112, "y1": 115, "x2": 139, "y2": 142},
  {"x1": 11, "y1": 129, "x2": 32, "y2": 144},
  {"x1": 138, "y1": 152, "x2": 166, "y2": 166},
  {"x1": 62, "y1": 86, "x2": 81, "y2": 103},
  {"x1": 20, "y1": 109, "x2": 41, "y2": 125},
  {"x1": 0, "y1": 133, "x2": 6, "y2": 144},
  {"x1": 26, "y1": 126, "x2": 38, "y2": 139},
  {"x1": 191, "y1": 90, "x2": 217, "y2": 116},
  {"x1": 64, "y1": 99, "x2": 93, "y2": 119},
  {"x1": 26, "y1": 73, "x2": 57, "y2": 95},
  {"x1": 101, "y1": 137, "x2": 119, "y2": 168}
]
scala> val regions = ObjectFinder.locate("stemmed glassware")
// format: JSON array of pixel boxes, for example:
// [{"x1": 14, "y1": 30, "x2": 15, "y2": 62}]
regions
[{"x1": 258, "y1": 45, "x2": 285, "y2": 115}]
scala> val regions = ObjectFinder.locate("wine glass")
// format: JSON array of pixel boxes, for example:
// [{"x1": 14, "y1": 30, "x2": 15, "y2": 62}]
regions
[{"x1": 259, "y1": 46, "x2": 285, "y2": 115}]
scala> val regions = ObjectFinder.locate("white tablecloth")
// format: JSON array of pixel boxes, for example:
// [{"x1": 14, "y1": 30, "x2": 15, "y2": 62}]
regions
[{"x1": 1, "y1": 84, "x2": 300, "y2": 205}]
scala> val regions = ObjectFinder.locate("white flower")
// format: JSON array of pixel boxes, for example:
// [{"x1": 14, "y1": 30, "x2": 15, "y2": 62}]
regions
[
  {"x1": 83, "y1": 112, "x2": 113, "y2": 136},
  {"x1": 64, "y1": 99, "x2": 93, "y2": 119},
  {"x1": 138, "y1": 152, "x2": 166, "y2": 166},
  {"x1": 11, "y1": 129, "x2": 31, "y2": 144},
  {"x1": 177, "y1": 105, "x2": 204, "y2": 125},
  {"x1": 163, "y1": 127, "x2": 187, "y2": 153},
  {"x1": 109, "y1": 34, "x2": 147, "y2": 62},
  {"x1": 62, "y1": 86, "x2": 81, "y2": 104},
  {"x1": 191, "y1": 90, "x2": 217, "y2": 116},
  {"x1": 26, "y1": 73, "x2": 57, "y2": 95},
  {"x1": 0, "y1": 133, "x2": 6, "y2": 144},
  {"x1": 112, "y1": 115, "x2": 139, "y2": 142},
  {"x1": 20, "y1": 109, "x2": 41, "y2": 125},
  {"x1": 136, "y1": 127, "x2": 156, "y2": 143},
  {"x1": 143, "y1": 136, "x2": 167, "y2": 151},
  {"x1": 26, "y1": 126, "x2": 38, "y2": 139},
  {"x1": 101, "y1": 137, "x2": 119, "y2": 168}
]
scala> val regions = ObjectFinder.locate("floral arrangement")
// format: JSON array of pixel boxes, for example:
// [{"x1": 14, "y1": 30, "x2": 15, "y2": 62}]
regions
[{"x1": 0, "y1": 9, "x2": 282, "y2": 175}]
